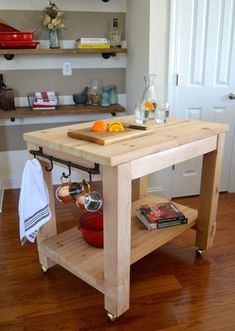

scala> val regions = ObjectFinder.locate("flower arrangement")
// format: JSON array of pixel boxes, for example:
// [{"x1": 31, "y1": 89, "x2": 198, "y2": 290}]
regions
[{"x1": 42, "y1": 1, "x2": 65, "y2": 30}]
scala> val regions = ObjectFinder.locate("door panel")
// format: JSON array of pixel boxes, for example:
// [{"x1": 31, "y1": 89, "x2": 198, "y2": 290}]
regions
[{"x1": 170, "y1": 0, "x2": 235, "y2": 197}]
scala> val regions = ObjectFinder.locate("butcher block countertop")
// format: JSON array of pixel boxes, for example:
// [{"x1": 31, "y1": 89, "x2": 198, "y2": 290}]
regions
[{"x1": 23, "y1": 115, "x2": 229, "y2": 167}]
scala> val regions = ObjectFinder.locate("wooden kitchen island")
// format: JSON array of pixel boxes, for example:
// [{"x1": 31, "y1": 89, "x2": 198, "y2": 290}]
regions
[{"x1": 23, "y1": 115, "x2": 228, "y2": 320}]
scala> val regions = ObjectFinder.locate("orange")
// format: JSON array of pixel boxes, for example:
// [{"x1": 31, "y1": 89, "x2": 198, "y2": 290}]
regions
[
  {"x1": 109, "y1": 124, "x2": 125, "y2": 132},
  {"x1": 91, "y1": 120, "x2": 107, "y2": 132},
  {"x1": 107, "y1": 120, "x2": 125, "y2": 132},
  {"x1": 144, "y1": 102, "x2": 155, "y2": 110}
]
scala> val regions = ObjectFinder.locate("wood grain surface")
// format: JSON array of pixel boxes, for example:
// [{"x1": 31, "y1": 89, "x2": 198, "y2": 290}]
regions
[
  {"x1": 67, "y1": 126, "x2": 155, "y2": 145},
  {"x1": 0, "y1": 187, "x2": 235, "y2": 330},
  {"x1": 23, "y1": 115, "x2": 229, "y2": 166},
  {"x1": 0, "y1": 104, "x2": 125, "y2": 119}
]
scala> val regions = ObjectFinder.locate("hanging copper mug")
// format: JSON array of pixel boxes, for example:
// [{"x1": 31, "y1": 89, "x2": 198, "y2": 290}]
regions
[
  {"x1": 76, "y1": 181, "x2": 103, "y2": 212},
  {"x1": 55, "y1": 176, "x2": 83, "y2": 204}
]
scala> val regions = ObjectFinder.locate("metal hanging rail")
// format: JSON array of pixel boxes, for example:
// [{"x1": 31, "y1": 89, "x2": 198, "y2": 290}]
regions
[{"x1": 29, "y1": 147, "x2": 100, "y2": 179}]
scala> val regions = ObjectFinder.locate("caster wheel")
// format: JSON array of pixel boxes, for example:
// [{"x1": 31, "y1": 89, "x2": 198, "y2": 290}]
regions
[
  {"x1": 195, "y1": 249, "x2": 204, "y2": 257},
  {"x1": 41, "y1": 265, "x2": 48, "y2": 273},
  {"x1": 107, "y1": 312, "x2": 117, "y2": 322}
]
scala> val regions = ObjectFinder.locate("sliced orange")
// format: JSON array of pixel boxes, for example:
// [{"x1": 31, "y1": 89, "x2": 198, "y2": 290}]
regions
[
  {"x1": 109, "y1": 124, "x2": 125, "y2": 132},
  {"x1": 107, "y1": 120, "x2": 123, "y2": 130},
  {"x1": 91, "y1": 120, "x2": 107, "y2": 132},
  {"x1": 144, "y1": 102, "x2": 155, "y2": 110},
  {"x1": 107, "y1": 120, "x2": 125, "y2": 132}
]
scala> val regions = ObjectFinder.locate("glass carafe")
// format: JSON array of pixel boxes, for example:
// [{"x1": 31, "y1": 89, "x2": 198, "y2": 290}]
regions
[
  {"x1": 141, "y1": 74, "x2": 157, "y2": 121},
  {"x1": 88, "y1": 78, "x2": 102, "y2": 105}
]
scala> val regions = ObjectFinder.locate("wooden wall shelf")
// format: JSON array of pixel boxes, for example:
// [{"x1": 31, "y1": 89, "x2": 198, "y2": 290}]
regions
[
  {"x1": 0, "y1": 47, "x2": 127, "y2": 60},
  {"x1": 0, "y1": 104, "x2": 125, "y2": 120}
]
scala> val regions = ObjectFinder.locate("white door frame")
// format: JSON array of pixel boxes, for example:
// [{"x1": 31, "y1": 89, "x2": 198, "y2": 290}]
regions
[
  {"x1": 0, "y1": 180, "x2": 4, "y2": 213},
  {"x1": 166, "y1": 0, "x2": 182, "y2": 198},
  {"x1": 167, "y1": 0, "x2": 181, "y2": 116}
]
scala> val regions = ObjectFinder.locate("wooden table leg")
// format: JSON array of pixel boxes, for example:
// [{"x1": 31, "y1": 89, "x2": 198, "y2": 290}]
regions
[
  {"x1": 102, "y1": 163, "x2": 132, "y2": 317},
  {"x1": 37, "y1": 159, "x2": 57, "y2": 270},
  {"x1": 196, "y1": 133, "x2": 225, "y2": 250},
  {"x1": 132, "y1": 176, "x2": 148, "y2": 202}
]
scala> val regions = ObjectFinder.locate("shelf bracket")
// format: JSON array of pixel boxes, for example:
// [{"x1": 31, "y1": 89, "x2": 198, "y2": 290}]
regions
[
  {"x1": 29, "y1": 147, "x2": 100, "y2": 179},
  {"x1": 4, "y1": 54, "x2": 15, "y2": 60},
  {"x1": 102, "y1": 52, "x2": 116, "y2": 59}
]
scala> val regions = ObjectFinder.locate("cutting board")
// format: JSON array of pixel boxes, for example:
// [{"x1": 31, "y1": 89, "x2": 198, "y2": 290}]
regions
[{"x1": 67, "y1": 126, "x2": 155, "y2": 145}]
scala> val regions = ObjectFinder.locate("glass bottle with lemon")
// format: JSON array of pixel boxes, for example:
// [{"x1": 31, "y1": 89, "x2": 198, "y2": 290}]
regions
[{"x1": 141, "y1": 74, "x2": 157, "y2": 121}]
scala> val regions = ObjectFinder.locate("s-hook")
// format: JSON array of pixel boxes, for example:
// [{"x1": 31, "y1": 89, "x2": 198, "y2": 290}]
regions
[
  {"x1": 62, "y1": 162, "x2": 72, "y2": 179},
  {"x1": 45, "y1": 157, "x2": 54, "y2": 172}
]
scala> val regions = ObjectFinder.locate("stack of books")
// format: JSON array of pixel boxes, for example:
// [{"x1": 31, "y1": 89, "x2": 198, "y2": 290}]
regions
[
  {"x1": 136, "y1": 202, "x2": 188, "y2": 230},
  {"x1": 28, "y1": 91, "x2": 58, "y2": 110},
  {"x1": 77, "y1": 37, "x2": 110, "y2": 49}
]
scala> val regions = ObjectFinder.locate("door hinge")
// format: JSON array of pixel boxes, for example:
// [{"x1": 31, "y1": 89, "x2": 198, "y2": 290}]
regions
[{"x1": 176, "y1": 74, "x2": 179, "y2": 86}]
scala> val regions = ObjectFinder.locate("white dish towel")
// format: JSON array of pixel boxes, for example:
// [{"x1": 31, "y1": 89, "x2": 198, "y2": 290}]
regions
[{"x1": 19, "y1": 158, "x2": 52, "y2": 244}]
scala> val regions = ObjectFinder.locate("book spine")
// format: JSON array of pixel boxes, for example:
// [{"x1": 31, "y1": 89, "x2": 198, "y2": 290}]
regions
[
  {"x1": 136, "y1": 212, "x2": 156, "y2": 230},
  {"x1": 136, "y1": 212, "x2": 188, "y2": 230},
  {"x1": 32, "y1": 107, "x2": 56, "y2": 110},
  {"x1": 79, "y1": 38, "x2": 108, "y2": 44},
  {"x1": 157, "y1": 218, "x2": 188, "y2": 229},
  {"x1": 78, "y1": 44, "x2": 110, "y2": 49},
  {"x1": 140, "y1": 208, "x2": 186, "y2": 224}
]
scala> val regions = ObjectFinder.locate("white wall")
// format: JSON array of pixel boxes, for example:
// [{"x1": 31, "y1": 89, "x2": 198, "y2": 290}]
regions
[
  {"x1": 126, "y1": 0, "x2": 150, "y2": 114},
  {"x1": 148, "y1": 0, "x2": 172, "y2": 199},
  {"x1": 126, "y1": 0, "x2": 171, "y2": 198},
  {"x1": 126, "y1": 0, "x2": 170, "y2": 112},
  {"x1": 149, "y1": 0, "x2": 170, "y2": 102}
]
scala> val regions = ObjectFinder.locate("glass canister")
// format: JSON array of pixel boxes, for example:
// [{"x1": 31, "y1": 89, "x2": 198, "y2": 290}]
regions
[
  {"x1": 141, "y1": 74, "x2": 157, "y2": 121},
  {"x1": 88, "y1": 78, "x2": 102, "y2": 105},
  {"x1": 109, "y1": 84, "x2": 118, "y2": 105},
  {"x1": 101, "y1": 86, "x2": 111, "y2": 107}
]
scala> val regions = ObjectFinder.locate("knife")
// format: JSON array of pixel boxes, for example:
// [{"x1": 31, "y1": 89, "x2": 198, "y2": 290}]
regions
[{"x1": 124, "y1": 124, "x2": 147, "y2": 130}]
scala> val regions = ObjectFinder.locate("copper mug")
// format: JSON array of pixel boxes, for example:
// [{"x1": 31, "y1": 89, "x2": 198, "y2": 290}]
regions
[
  {"x1": 75, "y1": 182, "x2": 103, "y2": 212},
  {"x1": 56, "y1": 177, "x2": 83, "y2": 204}
]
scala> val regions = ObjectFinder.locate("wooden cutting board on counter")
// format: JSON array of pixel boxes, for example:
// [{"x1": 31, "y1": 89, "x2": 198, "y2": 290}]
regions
[{"x1": 67, "y1": 126, "x2": 155, "y2": 145}]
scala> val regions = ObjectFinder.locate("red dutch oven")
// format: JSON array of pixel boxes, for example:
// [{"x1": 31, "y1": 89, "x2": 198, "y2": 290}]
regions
[
  {"x1": 0, "y1": 31, "x2": 34, "y2": 41},
  {"x1": 78, "y1": 211, "x2": 103, "y2": 248}
]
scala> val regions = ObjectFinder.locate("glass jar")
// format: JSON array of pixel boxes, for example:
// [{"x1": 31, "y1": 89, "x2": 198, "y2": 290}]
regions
[
  {"x1": 141, "y1": 74, "x2": 157, "y2": 121},
  {"x1": 101, "y1": 86, "x2": 111, "y2": 107},
  {"x1": 88, "y1": 78, "x2": 102, "y2": 105},
  {"x1": 109, "y1": 85, "x2": 118, "y2": 104},
  {"x1": 109, "y1": 18, "x2": 121, "y2": 47},
  {"x1": 49, "y1": 28, "x2": 60, "y2": 49}
]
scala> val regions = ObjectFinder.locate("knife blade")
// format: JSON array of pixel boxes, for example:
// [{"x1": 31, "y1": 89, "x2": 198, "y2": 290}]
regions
[{"x1": 124, "y1": 124, "x2": 147, "y2": 130}]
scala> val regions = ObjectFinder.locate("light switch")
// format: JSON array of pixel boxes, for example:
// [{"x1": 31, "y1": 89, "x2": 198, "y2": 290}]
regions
[{"x1": 63, "y1": 61, "x2": 72, "y2": 76}]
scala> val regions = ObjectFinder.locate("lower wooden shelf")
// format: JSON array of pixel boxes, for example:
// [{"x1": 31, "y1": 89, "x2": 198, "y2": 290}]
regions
[
  {"x1": 40, "y1": 194, "x2": 198, "y2": 293},
  {"x1": 0, "y1": 104, "x2": 125, "y2": 120}
]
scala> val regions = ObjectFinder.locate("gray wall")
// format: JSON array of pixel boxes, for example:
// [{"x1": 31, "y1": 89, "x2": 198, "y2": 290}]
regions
[{"x1": 0, "y1": 7, "x2": 126, "y2": 152}]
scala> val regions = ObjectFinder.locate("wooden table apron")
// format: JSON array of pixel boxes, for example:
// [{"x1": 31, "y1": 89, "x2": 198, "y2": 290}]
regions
[{"x1": 24, "y1": 115, "x2": 228, "y2": 318}]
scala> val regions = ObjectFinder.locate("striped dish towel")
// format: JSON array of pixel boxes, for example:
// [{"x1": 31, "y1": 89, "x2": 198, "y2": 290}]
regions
[{"x1": 18, "y1": 158, "x2": 52, "y2": 244}]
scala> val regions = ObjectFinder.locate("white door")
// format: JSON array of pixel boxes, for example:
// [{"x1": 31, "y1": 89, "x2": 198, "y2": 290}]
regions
[{"x1": 169, "y1": 0, "x2": 235, "y2": 197}]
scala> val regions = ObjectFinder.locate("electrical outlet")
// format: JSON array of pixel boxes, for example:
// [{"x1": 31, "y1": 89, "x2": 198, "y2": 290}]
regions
[{"x1": 63, "y1": 61, "x2": 72, "y2": 76}]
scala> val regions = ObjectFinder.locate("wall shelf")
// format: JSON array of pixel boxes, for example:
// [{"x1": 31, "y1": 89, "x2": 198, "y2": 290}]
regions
[
  {"x1": 0, "y1": 104, "x2": 125, "y2": 121},
  {"x1": 0, "y1": 47, "x2": 127, "y2": 60}
]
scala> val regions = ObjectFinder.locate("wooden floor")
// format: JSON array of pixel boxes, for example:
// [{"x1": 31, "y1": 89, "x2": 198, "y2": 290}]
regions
[{"x1": 0, "y1": 187, "x2": 235, "y2": 331}]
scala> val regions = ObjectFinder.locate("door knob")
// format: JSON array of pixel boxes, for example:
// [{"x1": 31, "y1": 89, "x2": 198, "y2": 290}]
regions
[{"x1": 229, "y1": 92, "x2": 235, "y2": 99}]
